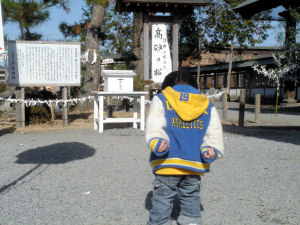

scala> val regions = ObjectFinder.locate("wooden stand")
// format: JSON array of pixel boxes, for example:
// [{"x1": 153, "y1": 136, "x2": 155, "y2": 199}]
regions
[{"x1": 92, "y1": 91, "x2": 147, "y2": 133}]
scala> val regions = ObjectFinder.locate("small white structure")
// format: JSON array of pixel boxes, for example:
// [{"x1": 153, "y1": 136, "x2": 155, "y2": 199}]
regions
[
  {"x1": 92, "y1": 91, "x2": 148, "y2": 133},
  {"x1": 102, "y1": 70, "x2": 136, "y2": 92}
]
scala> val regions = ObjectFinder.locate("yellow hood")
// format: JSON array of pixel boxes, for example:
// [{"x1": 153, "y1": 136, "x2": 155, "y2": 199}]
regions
[{"x1": 162, "y1": 86, "x2": 209, "y2": 122}]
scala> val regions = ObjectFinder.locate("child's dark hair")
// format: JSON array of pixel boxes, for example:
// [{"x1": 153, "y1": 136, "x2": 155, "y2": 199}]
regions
[{"x1": 161, "y1": 69, "x2": 198, "y2": 90}]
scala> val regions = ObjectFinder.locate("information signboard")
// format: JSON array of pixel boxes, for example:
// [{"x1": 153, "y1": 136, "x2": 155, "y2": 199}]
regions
[
  {"x1": 151, "y1": 23, "x2": 172, "y2": 84},
  {"x1": 8, "y1": 41, "x2": 81, "y2": 86}
]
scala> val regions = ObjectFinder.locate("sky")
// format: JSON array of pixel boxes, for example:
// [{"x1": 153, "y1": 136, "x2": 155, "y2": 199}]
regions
[
  {"x1": 2, "y1": 1, "x2": 292, "y2": 47},
  {"x1": 4, "y1": 0, "x2": 87, "y2": 42}
]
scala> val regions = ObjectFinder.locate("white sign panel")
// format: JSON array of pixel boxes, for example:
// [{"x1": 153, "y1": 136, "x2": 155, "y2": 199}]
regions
[
  {"x1": 102, "y1": 58, "x2": 114, "y2": 65},
  {"x1": 151, "y1": 24, "x2": 172, "y2": 84},
  {"x1": 102, "y1": 70, "x2": 136, "y2": 92},
  {"x1": 8, "y1": 41, "x2": 81, "y2": 86}
]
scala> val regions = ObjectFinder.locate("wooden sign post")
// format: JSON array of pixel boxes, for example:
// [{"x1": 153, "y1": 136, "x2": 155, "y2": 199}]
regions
[
  {"x1": 116, "y1": 0, "x2": 209, "y2": 82},
  {"x1": 62, "y1": 86, "x2": 68, "y2": 126},
  {"x1": 255, "y1": 93, "x2": 261, "y2": 124},
  {"x1": 15, "y1": 87, "x2": 25, "y2": 127}
]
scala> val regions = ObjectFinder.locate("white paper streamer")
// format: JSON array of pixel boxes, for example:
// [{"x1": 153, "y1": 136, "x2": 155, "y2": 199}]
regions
[
  {"x1": 0, "y1": 96, "x2": 94, "y2": 107},
  {"x1": 84, "y1": 49, "x2": 89, "y2": 62},
  {"x1": 206, "y1": 91, "x2": 225, "y2": 101},
  {"x1": 84, "y1": 49, "x2": 97, "y2": 65},
  {"x1": 91, "y1": 50, "x2": 97, "y2": 65},
  {"x1": 0, "y1": 92, "x2": 224, "y2": 107},
  {"x1": 252, "y1": 53, "x2": 298, "y2": 92}
]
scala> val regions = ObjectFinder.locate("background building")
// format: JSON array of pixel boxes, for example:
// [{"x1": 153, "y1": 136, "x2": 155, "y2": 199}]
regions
[{"x1": 181, "y1": 46, "x2": 278, "y2": 67}]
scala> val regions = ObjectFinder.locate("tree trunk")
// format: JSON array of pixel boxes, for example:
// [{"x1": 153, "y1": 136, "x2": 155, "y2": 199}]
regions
[
  {"x1": 284, "y1": 5, "x2": 297, "y2": 95},
  {"x1": 226, "y1": 39, "x2": 234, "y2": 95},
  {"x1": 82, "y1": 3, "x2": 105, "y2": 110},
  {"x1": 115, "y1": 12, "x2": 120, "y2": 53},
  {"x1": 132, "y1": 12, "x2": 144, "y2": 80},
  {"x1": 84, "y1": 3, "x2": 105, "y2": 95},
  {"x1": 19, "y1": 21, "x2": 24, "y2": 40},
  {"x1": 197, "y1": 34, "x2": 202, "y2": 91},
  {"x1": 283, "y1": 5, "x2": 296, "y2": 63}
]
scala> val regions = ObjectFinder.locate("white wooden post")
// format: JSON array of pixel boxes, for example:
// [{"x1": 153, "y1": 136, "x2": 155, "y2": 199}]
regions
[
  {"x1": 140, "y1": 95, "x2": 145, "y2": 131},
  {"x1": 93, "y1": 95, "x2": 99, "y2": 130},
  {"x1": 99, "y1": 95, "x2": 104, "y2": 133},
  {"x1": 133, "y1": 97, "x2": 138, "y2": 129}
]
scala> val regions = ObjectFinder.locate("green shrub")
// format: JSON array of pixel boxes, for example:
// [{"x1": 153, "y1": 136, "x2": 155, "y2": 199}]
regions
[
  {"x1": 0, "y1": 83, "x2": 7, "y2": 93},
  {"x1": 26, "y1": 106, "x2": 51, "y2": 124},
  {"x1": 24, "y1": 88, "x2": 56, "y2": 124},
  {"x1": 134, "y1": 76, "x2": 144, "y2": 91}
]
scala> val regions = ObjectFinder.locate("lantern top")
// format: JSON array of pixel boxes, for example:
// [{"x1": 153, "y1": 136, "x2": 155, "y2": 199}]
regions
[{"x1": 116, "y1": 0, "x2": 210, "y2": 13}]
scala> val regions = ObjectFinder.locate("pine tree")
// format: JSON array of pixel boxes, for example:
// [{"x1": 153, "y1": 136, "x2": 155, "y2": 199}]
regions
[
  {"x1": 2, "y1": 0, "x2": 69, "y2": 40},
  {"x1": 59, "y1": 0, "x2": 133, "y2": 101},
  {"x1": 59, "y1": 0, "x2": 132, "y2": 54},
  {"x1": 101, "y1": 1, "x2": 132, "y2": 54}
]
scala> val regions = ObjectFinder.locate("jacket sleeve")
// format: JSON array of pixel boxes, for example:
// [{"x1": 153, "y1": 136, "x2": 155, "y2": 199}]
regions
[
  {"x1": 201, "y1": 106, "x2": 224, "y2": 162},
  {"x1": 145, "y1": 96, "x2": 170, "y2": 156}
]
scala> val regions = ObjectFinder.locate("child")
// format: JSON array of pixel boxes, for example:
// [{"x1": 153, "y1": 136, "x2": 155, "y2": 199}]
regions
[{"x1": 145, "y1": 70, "x2": 224, "y2": 225}]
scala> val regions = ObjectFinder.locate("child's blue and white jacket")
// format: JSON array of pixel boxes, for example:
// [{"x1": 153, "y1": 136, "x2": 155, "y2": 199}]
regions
[{"x1": 146, "y1": 84, "x2": 224, "y2": 175}]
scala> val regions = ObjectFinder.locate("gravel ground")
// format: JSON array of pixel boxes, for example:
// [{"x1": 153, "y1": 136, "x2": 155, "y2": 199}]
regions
[{"x1": 1, "y1": 107, "x2": 300, "y2": 225}]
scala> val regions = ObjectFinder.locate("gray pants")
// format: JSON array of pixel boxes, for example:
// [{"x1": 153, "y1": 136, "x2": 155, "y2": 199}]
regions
[{"x1": 147, "y1": 174, "x2": 202, "y2": 225}]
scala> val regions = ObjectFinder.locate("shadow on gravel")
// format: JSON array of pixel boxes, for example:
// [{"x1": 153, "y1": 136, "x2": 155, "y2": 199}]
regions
[
  {"x1": 104, "y1": 123, "x2": 135, "y2": 130},
  {"x1": 15, "y1": 142, "x2": 96, "y2": 164},
  {"x1": 223, "y1": 125, "x2": 300, "y2": 145},
  {"x1": 0, "y1": 126, "x2": 16, "y2": 137},
  {"x1": 67, "y1": 112, "x2": 93, "y2": 124},
  {"x1": 0, "y1": 142, "x2": 96, "y2": 194},
  {"x1": 228, "y1": 105, "x2": 300, "y2": 116},
  {"x1": 145, "y1": 191, "x2": 204, "y2": 221}
]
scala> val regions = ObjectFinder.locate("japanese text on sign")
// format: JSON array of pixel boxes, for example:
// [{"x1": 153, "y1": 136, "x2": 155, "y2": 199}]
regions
[
  {"x1": 151, "y1": 24, "x2": 172, "y2": 84},
  {"x1": 8, "y1": 41, "x2": 81, "y2": 86}
]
